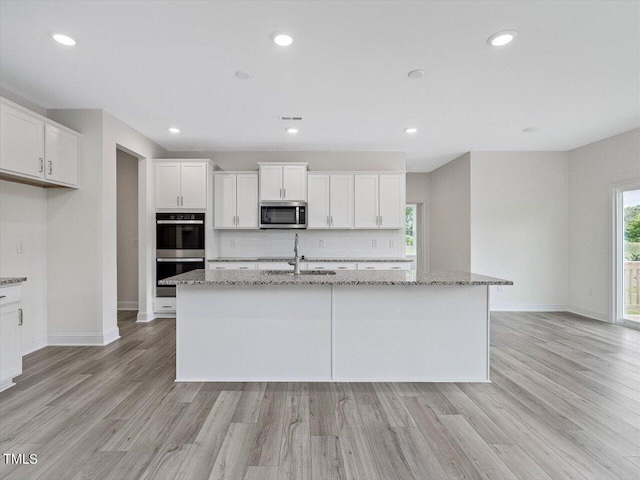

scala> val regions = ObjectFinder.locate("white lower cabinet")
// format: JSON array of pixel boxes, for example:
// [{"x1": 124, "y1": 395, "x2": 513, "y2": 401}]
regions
[
  {"x1": 153, "y1": 297, "x2": 176, "y2": 313},
  {"x1": 0, "y1": 284, "x2": 23, "y2": 392},
  {"x1": 357, "y1": 262, "x2": 410, "y2": 271},
  {"x1": 306, "y1": 262, "x2": 357, "y2": 271},
  {"x1": 209, "y1": 262, "x2": 259, "y2": 270}
]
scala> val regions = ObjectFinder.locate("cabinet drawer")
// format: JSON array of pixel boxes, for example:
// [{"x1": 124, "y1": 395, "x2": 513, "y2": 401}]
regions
[
  {"x1": 357, "y1": 262, "x2": 410, "y2": 271},
  {"x1": 209, "y1": 262, "x2": 259, "y2": 270},
  {"x1": 0, "y1": 285, "x2": 21, "y2": 306},
  {"x1": 305, "y1": 262, "x2": 357, "y2": 271},
  {"x1": 258, "y1": 262, "x2": 293, "y2": 271},
  {"x1": 153, "y1": 297, "x2": 176, "y2": 312}
]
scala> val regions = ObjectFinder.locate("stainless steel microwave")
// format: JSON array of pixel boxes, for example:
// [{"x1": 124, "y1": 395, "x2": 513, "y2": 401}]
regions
[{"x1": 259, "y1": 201, "x2": 307, "y2": 229}]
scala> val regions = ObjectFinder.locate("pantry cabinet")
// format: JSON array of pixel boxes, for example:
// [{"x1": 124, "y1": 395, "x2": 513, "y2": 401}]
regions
[
  {"x1": 0, "y1": 98, "x2": 79, "y2": 188},
  {"x1": 155, "y1": 160, "x2": 209, "y2": 209},
  {"x1": 258, "y1": 163, "x2": 307, "y2": 201},
  {"x1": 214, "y1": 172, "x2": 258, "y2": 228}
]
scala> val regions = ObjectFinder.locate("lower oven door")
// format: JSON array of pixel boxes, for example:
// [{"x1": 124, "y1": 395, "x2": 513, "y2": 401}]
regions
[{"x1": 156, "y1": 257, "x2": 205, "y2": 297}]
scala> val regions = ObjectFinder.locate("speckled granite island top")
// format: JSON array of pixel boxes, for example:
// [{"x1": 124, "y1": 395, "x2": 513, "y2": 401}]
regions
[
  {"x1": 160, "y1": 269, "x2": 512, "y2": 286},
  {"x1": 208, "y1": 257, "x2": 413, "y2": 263},
  {"x1": 0, "y1": 277, "x2": 27, "y2": 286}
]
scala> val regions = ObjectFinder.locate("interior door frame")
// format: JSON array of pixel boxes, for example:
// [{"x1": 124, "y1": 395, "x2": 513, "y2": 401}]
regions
[{"x1": 611, "y1": 179, "x2": 640, "y2": 324}]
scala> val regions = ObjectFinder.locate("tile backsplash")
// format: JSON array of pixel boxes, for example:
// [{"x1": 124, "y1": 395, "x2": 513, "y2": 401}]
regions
[{"x1": 217, "y1": 229, "x2": 405, "y2": 258}]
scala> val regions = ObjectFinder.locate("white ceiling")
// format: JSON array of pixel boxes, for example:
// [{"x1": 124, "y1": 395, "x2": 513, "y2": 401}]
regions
[{"x1": 1, "y1": 0, "x2": 638, "y2": 171}]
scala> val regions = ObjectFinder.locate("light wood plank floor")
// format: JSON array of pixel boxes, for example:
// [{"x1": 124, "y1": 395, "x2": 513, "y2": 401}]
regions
[{"x1": 1, "y1": 311, "x2": 640, "y2": 480}]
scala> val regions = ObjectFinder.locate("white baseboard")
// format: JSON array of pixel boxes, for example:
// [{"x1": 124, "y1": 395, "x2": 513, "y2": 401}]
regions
[
  {"x1": 23, "y1": 336, "x2": 47, "y2": 355},
  {"x1": 118, "y1": 301, "x2": 138, "y2": 310},
  {"x1": 48, "y1": 327, "x2": 120, "y2": 346},
  {"x1": 566, "y1": 305, "x2": 611, "y2": 323},
  {"x1": 490, "y1": 303, "x2": 567, "y2": 312},
  {"x1": 136, "y1": 311, "x2": 156, "y2": 323}
]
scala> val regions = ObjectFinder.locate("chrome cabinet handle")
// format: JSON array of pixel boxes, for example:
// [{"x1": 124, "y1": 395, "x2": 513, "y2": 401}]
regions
[
  {"x1": 280, "y1": 188, "x2": 283, "y2": 199},
  {"x1": 215, "y1": 267, "x2": 225, "y2": 270},
  {"x1": 379, "y1": 215, "x2": 382, "y2": 226},
  {"x1": 327, "y1": 216, "x2": 330, "y2": 226},
  {"x1": 48, "y1": 160, "x2": 53, "y2": 175},
  {"x1": 177, "y1": 196, "x2": 180, "y2": 206},
  {"x1": 181, "y1": 196, "x2": 184, "y2": 206},
  {"x1": 391, "y1": 267, "x2": 401, "y2": 269},
  {"x1": 330, "y1": 216, "x2": 333, "y2": 226},
  {"x1": 0, "y1": 295, "x2": 5, "y2": 299},
  {"x1": 366, "y1": 267, "x2": 375, "y2": 270},
  {"x1": 18, "y1": 308, "x2": 23, "y2": 326},
  {"x1": 39, "y1": 157, "x2": 44, "y2": 172},
  {"x1": 236, "y1": 215, "x2": 239, "y2": 226},
  {"x1": 239, "y1": 267, "x2": 249, "y2": 270},
  {"x1": 283, "y1": 188, "x2": 286, "y2": 198}
]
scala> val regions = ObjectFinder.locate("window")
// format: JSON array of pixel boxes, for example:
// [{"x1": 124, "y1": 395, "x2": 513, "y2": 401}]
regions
[{"x1": 406, "y1": 204, "x2": 417, "y2": 256}]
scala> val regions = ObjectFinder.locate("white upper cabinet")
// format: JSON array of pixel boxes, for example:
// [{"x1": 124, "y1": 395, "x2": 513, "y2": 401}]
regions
[
  {"x1": 307, "y1": 174, "x2": 330, "y2": 228},
  {"x1": 378, "y1": 174, "x2": 403, "y2": 228},
  {"x1": 354, "y1": 173, "x2": 404, "y2": 229},
  {"x1": 155, "y1": 160, "x2": 209, "y2": 209},
  {"x1": 236, "y1": 173, "x2": 259, "y2": 228},
  {"x1": 258, "y1": 163, "x2": 307, "y2": 201},
  {"x1": 0, "y1": 98, "x2": 79, "y2": 187},
  {"x1": 44, "y1": 124, "x2": 78, "y2": 186},
  {"x1": 214, "y1": 172, "x2": 258, "y2": 229},
  {"x1": 308, "y1": 173, "x2": 353, "y2": 229},
  {"x1": 354, "y1": 174, "x2": 379, "y2": 228}
]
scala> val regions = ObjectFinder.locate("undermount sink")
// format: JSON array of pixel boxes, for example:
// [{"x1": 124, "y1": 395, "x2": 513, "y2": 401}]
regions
[{"x1": 261, "y1": 270, "x2": 337, "y2": 276}]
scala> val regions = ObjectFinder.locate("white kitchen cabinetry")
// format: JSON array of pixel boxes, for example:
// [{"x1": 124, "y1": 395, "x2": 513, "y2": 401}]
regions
[
  {"x1": 258, "y1": 163, "x2": 307, "y2": 201},
  {"x1": 354, "y1": 173, "x2": 404, "y2": 229},
  {"x1": 0, "y1": 98, "x2": 80, "y2": 188},
  {"x1": 308, "y1": 173, "x2": 353, "y2": 229},
  {"x1": 155, "y1": 160, "x2": 209, "y2": 209},
  {"x1": 209, "y1": 262, "x2": 259, "y2": 270},
  {"x1": 258, "y1": 262, "x2": 294, "y2": 271},
  {"x1": 306, "y1": 262, "x2": 357, "y2": 271},
  {"x1": 357, "y1": 262, "x2": 410, "y2": 271},
  {"x1": 214, "y1": 173, "x2": 258, "y2": 229},
  {"x1": 0, "y1": 284, "x2": 23, "y2": 393}
]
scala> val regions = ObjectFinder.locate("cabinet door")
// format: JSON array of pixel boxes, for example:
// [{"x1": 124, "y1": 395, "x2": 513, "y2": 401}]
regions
[
  {"x1": 354, "y1": 175, "x2": 379, "y2": 228},
  {"x1": 378, "y1": 174, "x2": 403, "y2": 228},
  {"x1": 0, "y1": 103, "x2": 45, "y2": 179},
  {"x1": 155, "y1": 162, "x2": 182, "y2": 209},
  {"x1": 0, "y1": 304, "x2": 22, "y2": 387},
  {"x1": 330, "y1": 174, "x2": 353, "y2": 228},
  {"x1": 44, "y1": 124, "x2": 78, "y2": 186},
  {"x1": 282, "y1": 165, "x2": 307, "y2": 201},
  {"x1": 260, "y1": 165, "x2": 283, "y2": 201},
  {"x1": 214, "y1": 174, "x2": 237, "y2": 228},
  {"x1": 307, "y1": 174, "x2": 330, "y2": 228},
  {"x1": 180, "y1": 163, "x2": 207, "y2": 209},
  {"x1": 236, "y1": 174, "x2": 259, "y2": 228}
]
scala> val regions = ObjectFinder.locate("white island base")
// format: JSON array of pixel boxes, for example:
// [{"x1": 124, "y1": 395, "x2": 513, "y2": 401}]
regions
[{"x1": 176, "y1": 284, "x2": 490, "y2": 382}]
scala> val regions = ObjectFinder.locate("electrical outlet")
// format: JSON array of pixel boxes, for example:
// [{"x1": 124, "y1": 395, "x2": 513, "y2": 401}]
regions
[
  {"x1": 319, "y1": 239, "x2": 325, "y2": 248},
  {"x1": 372, "y1": 239, "x2": 377, "y2": 248},
  {"x1": 16, "y1": 242, "x2": 25, "y2": 254}
]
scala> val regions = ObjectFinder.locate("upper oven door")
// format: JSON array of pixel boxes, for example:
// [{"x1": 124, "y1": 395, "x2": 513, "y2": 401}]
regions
[
  {"x1": 156, "y1": 215, "x2": 205, "y2": 252},
  {"x1": 260, "y1": 202, "x2": 306, "y2": 229}
]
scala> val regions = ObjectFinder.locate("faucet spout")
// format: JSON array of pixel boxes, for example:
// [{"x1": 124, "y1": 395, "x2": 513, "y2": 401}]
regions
[{"x1": 290, "y1": 233, "x2": 301, "y2": 275}]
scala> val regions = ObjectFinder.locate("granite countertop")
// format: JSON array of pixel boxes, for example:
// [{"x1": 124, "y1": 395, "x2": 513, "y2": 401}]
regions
[
  {"x1": 0, "y1": 277, "x2": 27, "y2": 286},
  {"x1": 160, "y1": 269, "x2": 512, "y2": 286},
  {"x1": 208, "y1": 257, "x2": 413, "y2": 263}
]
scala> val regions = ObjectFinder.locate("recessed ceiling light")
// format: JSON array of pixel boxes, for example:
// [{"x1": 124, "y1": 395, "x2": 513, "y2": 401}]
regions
[
  {"x1": 273, "y1": 33, "x2": 293, "y2": 47},
  {"x1": 168, "y1": 127, "x2": 180, "y2": 133},
  {"x1": 285, "y1": 127, "x2": 298, "y2": 134},
  {"x1": 51, "y1": 33, "x2": 76, "y2": 46},
  {"x1": 405, "y1": 127, "x2": 418, "y2": 134},
  {"x1": 235, "y1": 71, "x2": 252, "y2": 80},
  {"x1": 523, "y1": 127, "x2": 539, "y2": 133},
  {"x1": 487, "y1": 30, "x2": 518, "y2": 47},
  {"x1": 407, "y1": 69, "x2": 425, "y2": 79}
]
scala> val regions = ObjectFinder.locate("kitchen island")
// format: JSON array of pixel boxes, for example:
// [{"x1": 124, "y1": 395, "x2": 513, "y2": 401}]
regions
[{"x1": 161, "y1": 269, "x2": 512, "y2": 382}]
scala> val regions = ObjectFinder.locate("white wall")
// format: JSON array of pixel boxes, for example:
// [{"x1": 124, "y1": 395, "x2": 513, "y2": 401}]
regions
[
  {"x1": 169, "y1": 151, "x2": 406, "y2": 172},
  {"x1": 406, "y1": 173, "x2": 429, "y2": 271},
  {"x1": 568, "y1": 128, "x2": 640, "y2": 321},
  {"x1": 470, "y1": 152, "x2": 570, "y2": 311},
  {"x1": 218, "y1": 229, "x2": 404, "y2": 259},
  {"x1": 0, "y1": 180, "x2": 48, "y2": 354},
  {"x1": 428, "y1": 153, "x2": 471, "y2": 270},
  {"x1": 116, "y1": 150, "x2": 139, "y2": 309}
]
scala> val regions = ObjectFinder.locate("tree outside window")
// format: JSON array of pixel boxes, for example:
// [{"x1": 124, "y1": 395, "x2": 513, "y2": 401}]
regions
[{"x1": 406, "y1": 204, "x2": 417, "y2": 256}]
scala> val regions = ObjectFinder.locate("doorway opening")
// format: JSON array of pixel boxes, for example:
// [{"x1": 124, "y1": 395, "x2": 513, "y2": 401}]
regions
[
  {"x1": 116, "y1": 148, "x2": 139, "y2": 312},
  {"x1": 622, "y1": 188, "x2": 640, "y2": 323}
]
